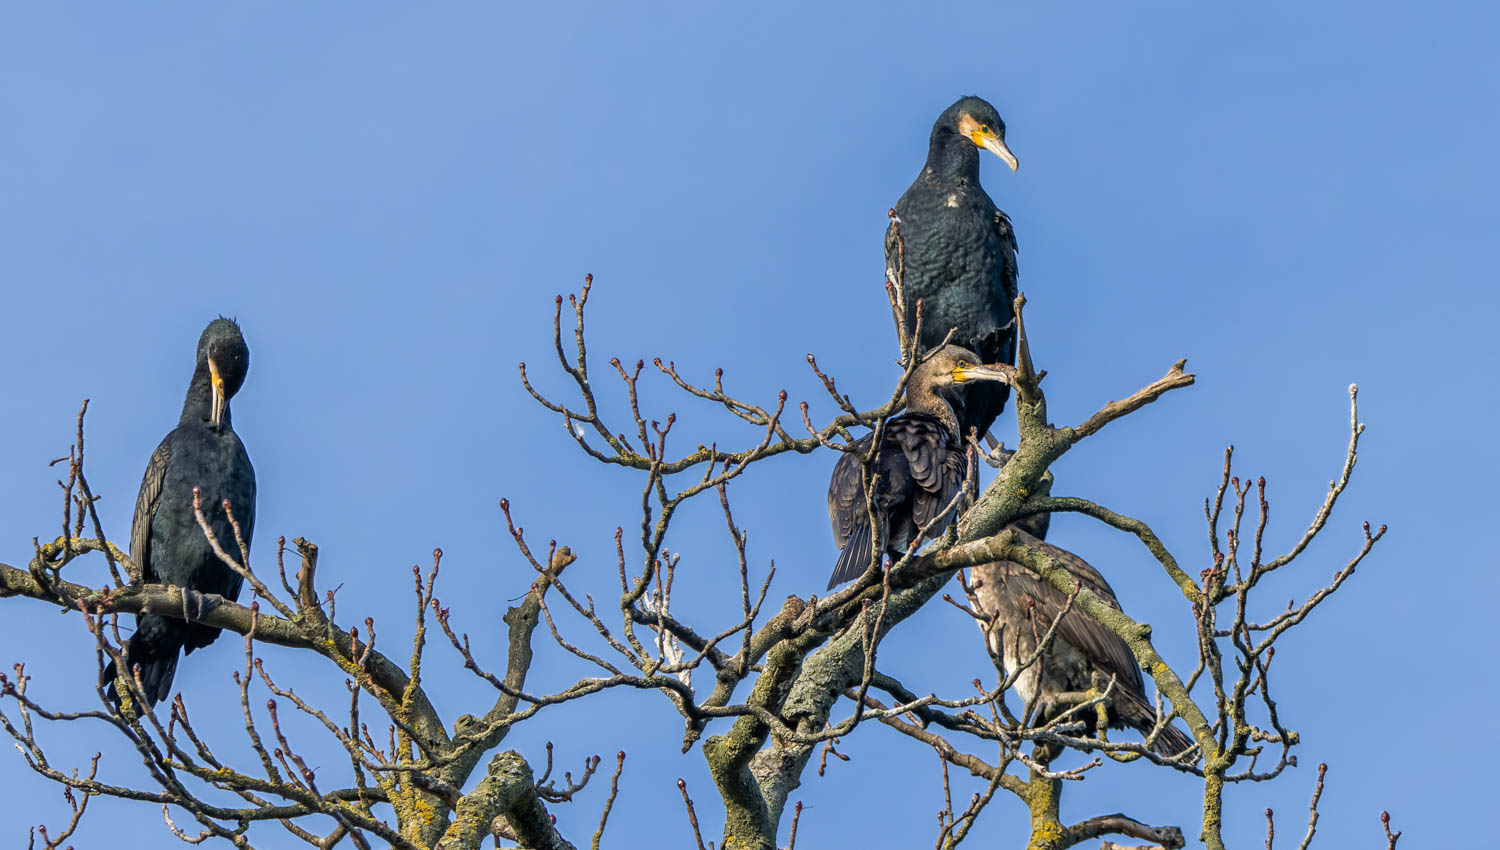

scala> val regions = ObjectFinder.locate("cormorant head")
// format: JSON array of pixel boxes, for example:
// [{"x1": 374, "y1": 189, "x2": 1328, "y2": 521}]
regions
[
  {"x1": 936, "y1": 96, "x2": 1018, "y2": 172},
  {"x1": 195, "y1": 317, "x2": 249, "y2": 429},
  {"x1": 916, "y1": 345, "x2": 1014, "y2": 392}
]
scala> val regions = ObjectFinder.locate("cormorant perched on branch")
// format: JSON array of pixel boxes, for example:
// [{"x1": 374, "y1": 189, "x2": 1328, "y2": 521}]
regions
[
  {"x1": 106, "y1": 318, "x2": 256, "y2": 707},
  {"x1": 970, "y1": 528, "x2": 1194, "y2": 757},
  {"x1": 826, "y1": 346, "x2": 1011, "y2": 590},
  {"x1": 887, "y1": 95, "x2": 1020, "y2": 440}
]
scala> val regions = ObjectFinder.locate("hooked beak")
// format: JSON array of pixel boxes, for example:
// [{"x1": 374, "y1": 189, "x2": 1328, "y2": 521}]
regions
[
  {"x1": 953, "y1": 363, "x2": 1016, "y2": 385},
  {"x1": 209, "y1": 357, "x2": 226, "y2": 429},
  {"x1": 976, "y1": 131, "x2": 1019, "y2": 172}
]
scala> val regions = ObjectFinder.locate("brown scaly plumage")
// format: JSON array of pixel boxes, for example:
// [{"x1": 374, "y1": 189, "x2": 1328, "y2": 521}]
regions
[
  {"x1": 970, "y1": 512, "x2": 1194, "y2": 757},
  {"x1": 825, "y1": 345, "x2": 1012, "y2": 589}
]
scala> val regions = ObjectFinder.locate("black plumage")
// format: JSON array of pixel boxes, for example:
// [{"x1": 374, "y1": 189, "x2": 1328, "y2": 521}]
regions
[
  {"x1": 106, "y1": 318, "x2": 256, "y2": 707},
  {"x1": 887, "y1": 95, "x2": 1020, "y2": 440},
  {"x1": 826, "y1": 346, "x2": 1011, "y2": 589},
  {"x1": 970, "y1": 515, "x2": 1194, "y2": 757}
]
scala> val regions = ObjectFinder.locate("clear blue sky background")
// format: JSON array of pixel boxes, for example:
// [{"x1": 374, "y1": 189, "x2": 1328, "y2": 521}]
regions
[{"x1": 2, "y1": 3, "x2": 1496, "y2": 847}]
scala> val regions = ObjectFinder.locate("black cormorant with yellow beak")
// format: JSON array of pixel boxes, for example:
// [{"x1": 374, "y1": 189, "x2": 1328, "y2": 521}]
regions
[
  {"x1": 887, "y1": 95, "x2": 1020, "y2": 441},
  {"x1": 106, "y1": 318, "x2": 256, "y2": 707}
]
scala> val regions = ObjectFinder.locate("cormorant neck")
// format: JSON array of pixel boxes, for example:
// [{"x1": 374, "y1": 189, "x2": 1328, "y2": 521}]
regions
[
  {"x1": 906, "y1": 380, "x2": 960, "y2": 436},
  {"x1": 179, "y1": 364, "x2": 231, "y2": 428},
  {"x1": 924, "y1": 128, "x2": 981, "y2": 182}
]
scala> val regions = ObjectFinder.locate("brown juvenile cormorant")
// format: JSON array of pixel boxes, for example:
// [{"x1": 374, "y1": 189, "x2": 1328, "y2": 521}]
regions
[
  {"x1": 970, "y1": 522, "x2": 1194, "y2": 757},
  {"x1": 887, "y1": 95, "x2": 1020, "y2": 441},
  {"x1": 105, "y1": 318, "x2": 256, "y2": 707},
  {"x1": 826, "y1": 345, "x2": 1012, "y2": 589}
]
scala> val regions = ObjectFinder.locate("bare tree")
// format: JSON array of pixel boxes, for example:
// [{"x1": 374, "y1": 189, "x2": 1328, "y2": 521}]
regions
[{"x1": 1, "y1": 270, "x2": 1391, "y2": 849}]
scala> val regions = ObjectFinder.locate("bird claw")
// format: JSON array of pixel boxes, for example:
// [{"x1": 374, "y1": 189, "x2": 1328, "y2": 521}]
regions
[
  {"x1": 179, "y1": 590, "x2": 226, "y2": 622},
  {"x1": 984, "y1": 443, "x2": 1017, "y2": 469}
]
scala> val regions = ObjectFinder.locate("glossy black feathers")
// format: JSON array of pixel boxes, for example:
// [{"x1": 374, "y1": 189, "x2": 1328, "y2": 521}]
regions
[
  {"x1": 887, "y1": 96, "x2": 1019, "y2": 439},
  {"x1": 105, "y1": 319, "x2": 256, "y2": 707}
]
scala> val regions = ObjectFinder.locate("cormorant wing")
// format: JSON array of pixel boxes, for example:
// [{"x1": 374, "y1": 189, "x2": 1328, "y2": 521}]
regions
[
  {"x1": 914, "y1": 448, "x2": 968, "y2": 533},
  {"x1": 993, "y1": 208, "x2": 1019, "y2": 289},
  {"x1": 888, "y1": 415, "x2": 951, "y2": 494},
  {"x1": 826, "y1": 434, "x2": 873, "y2": 550},
  {"x1": 130, "y1": 438, "x2": 172, "y2": 584},
  {"x1": 985, "y1": 529, "x2": 1146, "y2": 696},
  {"x1": 232, "y1": 441, "x2": 257, "y2": 553},
  {"x1": 989, "y1": 208, "x2": 1020, "y2": 368}
]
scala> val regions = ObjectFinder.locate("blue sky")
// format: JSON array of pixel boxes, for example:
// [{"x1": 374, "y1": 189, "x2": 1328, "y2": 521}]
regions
[{"x1": 1, "y1": 3, "x2": 1496, "y2": 847}]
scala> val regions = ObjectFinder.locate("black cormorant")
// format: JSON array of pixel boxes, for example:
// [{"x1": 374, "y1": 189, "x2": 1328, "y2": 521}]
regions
[
  {"x1": 887, "y1": 95, "x2": 1020, "y2": 441},
  {"x1": 826, "y1": 345, "x2": 1011, "y2": 589},
  {"x1": 970, "y1": 526, "x2": 1194, "y2": 757},
  {"x1": 105, "y1": 318, "x2": 256, "y2": 707}
]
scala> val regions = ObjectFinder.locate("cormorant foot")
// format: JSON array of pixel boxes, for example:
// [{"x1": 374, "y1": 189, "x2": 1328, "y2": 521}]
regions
[
  {"x1": 180, "y1": 590, "x2": 227, "y2": 622},
  {"x1": 983, "y1": 442, "x2": 1016, "y2": 469}
]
